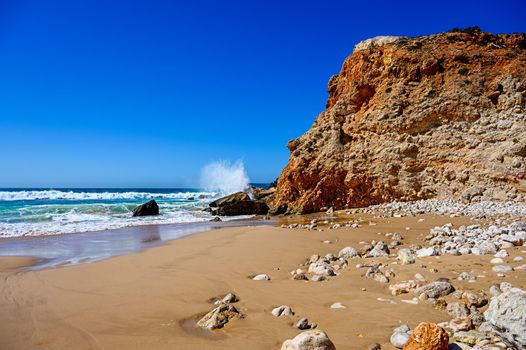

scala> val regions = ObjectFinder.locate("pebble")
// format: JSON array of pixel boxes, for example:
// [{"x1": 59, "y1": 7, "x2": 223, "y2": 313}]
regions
[
  {"x1": 494, "y1": 250, "x2": 509, "y2": 258},
  {"x1": 390, "y1": 324, "x2": 411, "y2": 349},
  {"x1": 252, "y1": 274, "x2": 271, "y2": 281},
  {"x1": 296, "y1": 317, "x2": 310, "y2": 330},
  {"x1": 311, "y1": 274, "x2": 326, "y2": 282},
  {"x1": 490, "y1": 258, "x2": 504, "y2": 264},
  {"x1": 330, "y1": 302, "x2": 346, "y2": 309},
  {"x1": 271, "y1": 305, "x2": 294, "y2": 317},
  {"x1": 492, "y1": 265, "x2": 513, "y2": 273}
]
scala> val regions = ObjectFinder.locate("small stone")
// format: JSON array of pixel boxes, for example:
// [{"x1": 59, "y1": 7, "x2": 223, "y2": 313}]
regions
[
  {"x1": 330, "y1": 302, "x2": 346, "y2": 309},
  {"x1": 433, "y1": 298, "x2": 448, "y2": 311},
  {"x1": 390, "y1": 324, "x2": 411, "y2": 349},
  {"x1": 311, "y1": 274, "x2": 326, "y2": 282},
  {"x1": 221, "y1": 293, "x2": 239, "y2": 304},
  {"x1": 416, "y1": 247, "x2": 439, "y2": 258},
  {"x1": 338, "y1": 246, "x2": 360, "y2": 259},
  {"x1": 489, "y1": 284, "x2": 502, "y2": 297},
  {"x1": 414, "y1": 280, "x2": 455, "y2": 298},
  {"x1": 490, "y1": 258, "x2": 504, "y2": 264},
  {"x1": 447, "y1": 302, "x2": 470, "y2": 318},
  {"x1": 457, "y1": 272, "x2": 475, "y2": 282},
  {"x1": 494, "y1": 250, "x2": 509, "y2": 258},
  {"x1": 448, "y1": 317, "x2": 473, "y2": 332},
  {"x1": 415, "y1": 273, "x2": 426, "y2": 282},
  {"x1": 366, "y1": 241, "x2": 390, "y2": 257},
  {"x1": 272, "y1": 305, "x2": 294, "y2": 317},
  {"x1": 368, "y1": 343, "x2": 381, "y2": 350},
  {"x1": 453, "y1": 331, "x2": 488, "y2": 346},
  {"x1": 293, "y1": 273, "x2": 309, "y2": 281},
  {"x1": 280, "y1": 330, "x2": 336, "y2": 350},
  {"x1": 389, "y1": 280, "x2": 419, "y2": 296},
  {"x1": 491, "y1": 265, "x2": 513, "y2": 273},
  {"x1": 462, "y1": 291, "x2": 487, "y2": 308},
  {"x1": 398, "y1": 248, "x2": 416, "y2": 265},
  {"x1": 252, "y1": 274, "x2": 271, "y2": 281},
  {"x1": 296, "y1": 317, "x2": 310, "y2": 330},
  {"x1": 196, "y1": 304, "x2": 241, "y2": 330}
]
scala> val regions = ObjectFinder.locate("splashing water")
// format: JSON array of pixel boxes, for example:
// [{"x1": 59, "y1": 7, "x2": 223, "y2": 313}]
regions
[{"x1": 200, "y1": 160, "x2": 251, "y2": 196}]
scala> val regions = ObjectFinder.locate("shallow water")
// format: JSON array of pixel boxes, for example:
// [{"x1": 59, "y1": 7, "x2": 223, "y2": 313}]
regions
[{"x1": 0, "y1": 219, "x2": 271, "y2": 269}]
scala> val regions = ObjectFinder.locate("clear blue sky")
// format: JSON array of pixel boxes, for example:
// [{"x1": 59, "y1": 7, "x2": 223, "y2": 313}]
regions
[{"x1": 1, "y1": 0, "x2": 525, "y2": 188}]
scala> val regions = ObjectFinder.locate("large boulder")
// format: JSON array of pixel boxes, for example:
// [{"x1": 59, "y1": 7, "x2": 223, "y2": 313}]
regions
[
  {"x1": 403, "y1": 322, "x2": 448, "y2": 350},
  {"x1": 215, "y1": 200, "x2": 269, "y2": 216},
  {"x1": 209, "y1": 192, "x2": 250, "y2": 207},
  {"x1": 482, "y1": 288, "x2": 526, "y2": 349},
  {"x1": 132, "y1": 200, "x2": 159, "y2": 217},
  {"x1": 281, "y1": 330, "x2": 336, "y2": 350}
]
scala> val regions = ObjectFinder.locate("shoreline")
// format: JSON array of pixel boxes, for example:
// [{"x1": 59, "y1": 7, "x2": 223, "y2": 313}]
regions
[
  {"x1": 1, "y1": 209, "x2": 524, "y2": 349},
  {"x1": 0, "y1": 216, "x2": 272, "y2": 269}
]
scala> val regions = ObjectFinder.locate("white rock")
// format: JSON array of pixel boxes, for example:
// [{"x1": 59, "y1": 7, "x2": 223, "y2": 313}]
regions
[
  {"x1": 281, "y1": 330, "x2": 336, "y2": 350},
  {"x1": 338, "y1": 246, "x2": 359, "y2": 259},
  {"x1": 483, "y1": 288, "x2": 526, "y2": 349},
  {"x1": 398, "y1": 248, "x2": 416, "y2": 264},
  {"x1": 416, "y1": 247, "x2": 439, "y2": 258},
  {"x1": 272, "y1": 305, "x2": 294, "y2": 317},
  {"x1": 491, "y1": 258, "x2": 505, "y2": 264},
  {"x1": 330, "y1": 302, "x2": 346, "y2": 309},
  {"x1": 390, "y1": 324, "x2": 411, "y2": 349},
  {"x1": 495, "y1": 250, "x2": 509, "y2": 258},
  {"x1": 492, "y1": 265, "x2": 513, "y2": 273},
  {"x1": 252, "y1": 274, "x2": 270, "y2": 281}
]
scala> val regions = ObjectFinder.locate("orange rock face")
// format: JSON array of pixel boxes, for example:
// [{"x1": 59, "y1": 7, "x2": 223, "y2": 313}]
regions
[
  {"x1": 403, "y1": 322, "x2": 449, "y2": 350},
  {"x1": 274, "y1": 29, "x2": 526, "y2": 213}
]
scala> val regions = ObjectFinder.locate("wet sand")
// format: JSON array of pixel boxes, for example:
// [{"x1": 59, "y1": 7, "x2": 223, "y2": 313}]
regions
[{"x1": 1, "y1": 213, "x2": 525, "y2": 350}]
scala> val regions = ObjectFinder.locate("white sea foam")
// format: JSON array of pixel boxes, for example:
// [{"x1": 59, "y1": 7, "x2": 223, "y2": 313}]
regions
[
  {"x1": 0, "y1": 190, "x2": 216, "y2": 201},
  {"x1": 0, "y1": 206, "x2": 251, "y2": 238},
  {"x1": 0, "y1": 189, "x2": 245, "y2": 237},
  {"x1": 200, "y1": 160, "x2": 251, "y2": 196}
]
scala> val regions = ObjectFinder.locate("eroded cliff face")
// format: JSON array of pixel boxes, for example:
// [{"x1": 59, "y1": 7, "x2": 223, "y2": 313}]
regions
[{"x1": 274, "y1": 29, "x2": 526, "y2": 214}]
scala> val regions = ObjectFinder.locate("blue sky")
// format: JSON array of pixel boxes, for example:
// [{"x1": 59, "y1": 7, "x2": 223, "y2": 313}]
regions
[{"x1": 1, "y1": 0, "x2": 525, "y2": 188}]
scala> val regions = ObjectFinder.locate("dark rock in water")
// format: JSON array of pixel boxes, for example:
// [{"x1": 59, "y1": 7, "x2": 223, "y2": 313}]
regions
[
  {"x1": 216, "y1": 200, "x2": 269, "y2": 216},
  {"x1": 132, "y1": 200, "x2": 159, "y2": 217},
  {"x1": 202, "y1": 207, "x2": 213, "y2": 213},
  {"x1": 209, "y1": 192, "x2": 250, "y2": 207},
  {"x1": 210, "y1": 217, "x2": 222, "y2": 222},
  {"x1": 198, "y1": 194, "x2": 207, "y2": 199},
  {"x1": 187, "y1": 197, "x2": 195, "y2": 200}
]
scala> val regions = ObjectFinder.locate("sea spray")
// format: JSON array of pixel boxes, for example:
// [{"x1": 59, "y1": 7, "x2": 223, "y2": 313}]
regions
[{"x1": 200, "y1": 160, "x2": 252, "y2": 197}]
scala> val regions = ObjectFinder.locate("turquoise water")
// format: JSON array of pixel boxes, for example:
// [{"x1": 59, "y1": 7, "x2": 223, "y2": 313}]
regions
[{"x1": 0, "y1": 188, "x2": 222, "y2": 237}]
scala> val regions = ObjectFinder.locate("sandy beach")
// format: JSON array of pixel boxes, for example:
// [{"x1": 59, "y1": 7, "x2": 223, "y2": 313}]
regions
[{"x1": 1, "y1": 213, "x2": 524, "y2": 350}]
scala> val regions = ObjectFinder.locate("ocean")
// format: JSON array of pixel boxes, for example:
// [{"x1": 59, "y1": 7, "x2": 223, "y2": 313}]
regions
[{"x1": 0, "y1": 188, "x2": 241, "y2": 238}]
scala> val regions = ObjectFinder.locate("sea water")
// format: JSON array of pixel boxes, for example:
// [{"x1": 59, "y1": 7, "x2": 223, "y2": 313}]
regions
[{"x1": 0, "y1": 188, "x2": 225, "y2": 237}]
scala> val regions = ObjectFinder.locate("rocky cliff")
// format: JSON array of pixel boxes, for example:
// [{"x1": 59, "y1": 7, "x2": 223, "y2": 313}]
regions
[{"x1": 274, "y1": 28, "x2": 526, "y2": 214}]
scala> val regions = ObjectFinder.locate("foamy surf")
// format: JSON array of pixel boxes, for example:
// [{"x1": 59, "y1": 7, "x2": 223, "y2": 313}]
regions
[
  {"x1": 0, "y1": 188, "x2": 250, "y2": 238},
  {"x1": 0, "y1": 189, "x2": 214, "y2": 201}
]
